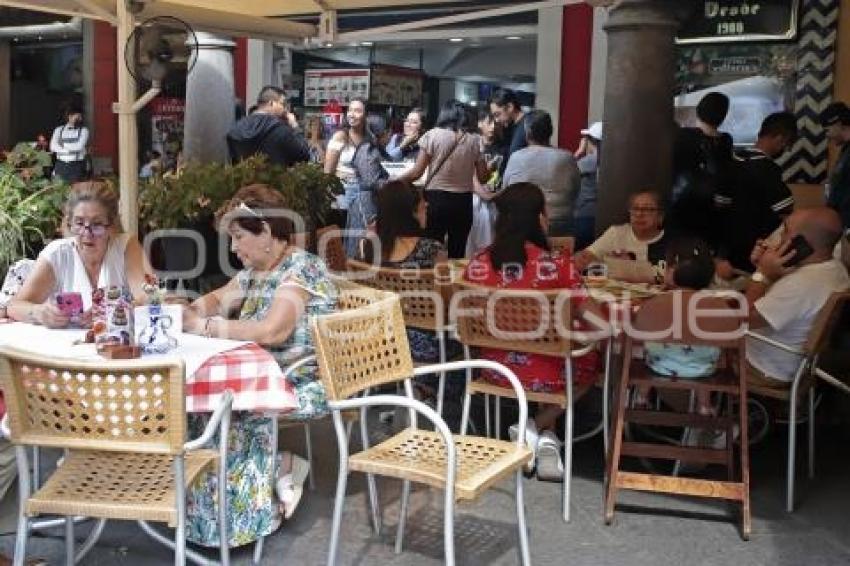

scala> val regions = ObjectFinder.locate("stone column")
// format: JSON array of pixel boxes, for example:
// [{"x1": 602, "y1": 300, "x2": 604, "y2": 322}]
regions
[
  {"x1": 596, "y1": 0, "x2": 679, "y2": 232},
  {"x1": 183, "y1": 33, "x2": 236, "y2": 164}
]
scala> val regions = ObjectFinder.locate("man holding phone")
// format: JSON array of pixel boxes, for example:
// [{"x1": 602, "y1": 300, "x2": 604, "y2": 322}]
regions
[{"x1": 743, "y1": 207, "x2": 850, "y2": 388}]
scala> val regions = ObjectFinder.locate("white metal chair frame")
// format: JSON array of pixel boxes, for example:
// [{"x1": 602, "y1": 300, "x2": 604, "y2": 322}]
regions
[
  {"x1": 2, "y1": 367, "x2": 234, "y2": 566},
  {"x1": 459, "y1": 340, "x2": 611, "y2": 523},
  {"x1": 745, "y1": 330, "x2": 818, "y2": 513},
  {"x1": 451, "y1": 284, "x2": 614, "y2": 522},
  {"x1": 324, "y1": 358, "x2": 532, "y2": 566}
]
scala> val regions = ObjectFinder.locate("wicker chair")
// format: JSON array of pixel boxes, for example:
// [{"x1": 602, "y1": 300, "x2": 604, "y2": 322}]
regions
[
  {"x1": 746, "y1": 290, "x2": 850, "y2": 512},
  {"x1": 604, "y1": 291, "x2": 751, "y2": 539},
  {"x1": 271, "y1": 278, "x2": 393, "y2": 541},
  {"x1": 548, "y1": 236, "x2": 575, "y2": 255},
  {"x1": 315, "y1": 225, "x2": 347, "y2": 273},
  {"x1": 346, "y1": 259, "x2": 459, "y2": 415},
  {"x1": 451, "y1": 279, "x2": 611, "y2": 522},
  {"x1": 311, "y1": 294, "x2": 533, "y2": 566},
  {"x1": 0, "y1": 346, "x2": 233, "y2": 566}
]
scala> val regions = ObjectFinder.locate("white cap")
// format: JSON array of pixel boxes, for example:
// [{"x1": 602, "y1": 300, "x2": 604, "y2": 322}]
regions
[{"x1": 580, "y1": 121, "x2": 603, "y2": 141}]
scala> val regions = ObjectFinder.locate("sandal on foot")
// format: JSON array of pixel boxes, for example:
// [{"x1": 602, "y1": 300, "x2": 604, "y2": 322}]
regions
[
  {"x1": 276, "y1": 475, "x2": 304, "y2": 519},
  {"x1": 535, "y1": 431, "x2": 564, "y2": 482},
  {"x1": 509, "y1": 421, "x2": 539, "y2": 473}
]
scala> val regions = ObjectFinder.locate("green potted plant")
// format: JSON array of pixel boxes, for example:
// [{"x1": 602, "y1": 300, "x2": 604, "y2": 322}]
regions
[
  {"x1": 0, "y1": 144, "x2": 68, "y2": 279},
  {"x1": 138, "y1": 156, "x2": 342, "y2": 233},
  {"x1": 138, "y1": 157, "x2": 342, "y2": 284}
]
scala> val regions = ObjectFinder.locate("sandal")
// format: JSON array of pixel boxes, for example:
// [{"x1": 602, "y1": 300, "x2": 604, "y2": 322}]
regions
[
  {"x1": 509, "y1": 421, "x2": 539, "y2": 473},
  {"x1": 535, "y1": 431, "x2": 564, "y2": 482},
  {"x1": 276, "y1": 452, "x2": 309, "y2": 519}
]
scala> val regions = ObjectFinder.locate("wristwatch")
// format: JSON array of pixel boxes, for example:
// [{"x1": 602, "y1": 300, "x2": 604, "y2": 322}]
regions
[{"x1": 751, "y1": 271, "x2": 771, "y2": 285}]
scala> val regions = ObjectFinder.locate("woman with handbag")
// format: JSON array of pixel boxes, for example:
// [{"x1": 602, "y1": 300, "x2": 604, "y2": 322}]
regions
[
  {"x1": 344, "y1": 114, "x2": 390, "y2": 257},
  {"x1": 399, "y1": 99, "x2": 490, "y2": 258}
]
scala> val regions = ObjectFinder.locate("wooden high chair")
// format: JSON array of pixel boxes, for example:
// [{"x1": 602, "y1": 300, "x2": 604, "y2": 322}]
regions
[{"x1": 604, "y1": 291, "x2": 751, "y2": 539}]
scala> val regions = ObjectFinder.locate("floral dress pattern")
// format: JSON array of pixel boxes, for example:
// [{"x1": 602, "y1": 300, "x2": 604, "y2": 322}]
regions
[
  {"x1": 186, "y1": 250, "x2": 338, "y2": 548},
  {"x1": 463, "y1": 243, "x2": 600, "y2": 392}
]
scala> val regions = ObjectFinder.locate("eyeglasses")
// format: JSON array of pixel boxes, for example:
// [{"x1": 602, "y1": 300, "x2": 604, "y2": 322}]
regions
[
  {"x1": 629, "y1": 207, "x2": 660, "y2": 215},
  {"x1": 70, "y1": 221, "x2": 110, "y2": 237}
]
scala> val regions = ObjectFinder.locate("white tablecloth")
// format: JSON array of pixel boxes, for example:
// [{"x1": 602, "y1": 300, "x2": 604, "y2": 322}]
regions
[{"x1": 0, "y1": 322, "x2": 248, "y2": 377}]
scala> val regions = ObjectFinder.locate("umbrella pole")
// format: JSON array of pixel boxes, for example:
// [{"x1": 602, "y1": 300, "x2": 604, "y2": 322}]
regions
[{"x1": 116, "y1": 0, "x2": 139, "y2": 236}]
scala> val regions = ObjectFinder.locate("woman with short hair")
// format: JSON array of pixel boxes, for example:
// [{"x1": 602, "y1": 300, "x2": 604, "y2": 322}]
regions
[
  {"x1": 182, "y1": 183, "x2": 338, "y2": 547},
  {"x1": 574, "y1": 190, "x2": 668, "y2": 282}
]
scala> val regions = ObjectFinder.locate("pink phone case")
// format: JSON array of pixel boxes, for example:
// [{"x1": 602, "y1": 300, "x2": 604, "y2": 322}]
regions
[{"x1": 56, "y1": 292, "x2": 84, "y2": 317}]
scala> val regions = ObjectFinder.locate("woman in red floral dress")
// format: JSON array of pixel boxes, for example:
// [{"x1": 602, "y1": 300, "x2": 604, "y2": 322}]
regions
[{"x1": 463, "y1": 182, "x2": 606, "y2": 477}]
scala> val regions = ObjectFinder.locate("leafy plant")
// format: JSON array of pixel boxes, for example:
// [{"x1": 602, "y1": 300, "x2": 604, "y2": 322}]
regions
[
  {"x1": 138, "y1": 157, "x2": 342, "y2": 233},
  {"x1": 0, "y1": 144, "x2": 67, "y2": 277}
]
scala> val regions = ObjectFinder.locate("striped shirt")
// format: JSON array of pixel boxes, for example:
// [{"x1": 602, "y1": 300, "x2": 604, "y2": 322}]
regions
[{"x1": 715, "y1": 147, "x2": 794, "y2": 272}]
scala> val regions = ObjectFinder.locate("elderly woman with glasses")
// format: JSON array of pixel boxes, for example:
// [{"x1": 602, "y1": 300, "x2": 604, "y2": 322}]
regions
[
  {"x1": 7, "y1": 181, "x2": 150, "y2": 328},
  {"x1": 574, "y1": 190, "x2": 667, "y2": 282},
  {"x1": 180, "y1": 184, "x2": 338, "y2": 547}
]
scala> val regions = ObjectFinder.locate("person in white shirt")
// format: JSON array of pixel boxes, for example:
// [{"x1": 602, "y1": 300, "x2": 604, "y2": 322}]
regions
[
  {"x1": 575, "y1": 190, "x2": 667, "y2": 281},
  {"x1": 50, "y1": 105, "x2": 90, "y2": 183},
  {"x1": 744, "y1": 207, "x2": 850, "y2": 385},
  {"x1": 7, "y1": 182, "x2": 151, "y2": 328}
]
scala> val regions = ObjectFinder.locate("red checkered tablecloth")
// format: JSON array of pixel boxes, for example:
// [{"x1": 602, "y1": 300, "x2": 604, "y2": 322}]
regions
[{"x1": 186, "y1": 343, "x2": 297, "y2": 413}]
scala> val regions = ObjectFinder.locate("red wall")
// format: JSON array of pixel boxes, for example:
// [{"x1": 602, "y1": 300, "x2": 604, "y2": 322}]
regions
[
  {"x1": 91, "y1": 21, "x2": 118, "y2": 172},
  {"x1": 558, "y1": 4, "x2": 594, "y2": 152},
  {"x1": 234, "y1": 38, "x2": 247, "y2": 107}
]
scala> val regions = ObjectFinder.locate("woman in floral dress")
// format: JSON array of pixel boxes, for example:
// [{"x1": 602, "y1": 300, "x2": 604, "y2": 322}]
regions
[{"x1": 182, "y1": 184, "x2": 338, "y2": 547}]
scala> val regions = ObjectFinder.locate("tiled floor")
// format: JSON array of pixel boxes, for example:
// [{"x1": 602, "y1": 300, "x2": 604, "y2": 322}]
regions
[{"x1": 3, "y1": 403, "x2": 850, "y2": 566}]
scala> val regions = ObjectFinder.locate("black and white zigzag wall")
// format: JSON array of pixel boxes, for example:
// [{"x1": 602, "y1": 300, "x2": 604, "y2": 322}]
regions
[{"x1": 779, "y1": 0, "x2": 842, "y2": 184}]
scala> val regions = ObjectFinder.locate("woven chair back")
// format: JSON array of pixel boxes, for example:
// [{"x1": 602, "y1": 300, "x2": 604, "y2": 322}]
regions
[
  {"x1": 804, "y1": 290, "x2": 850, "y2": 355},
  {"x1": 451, "y1": 280, "x2": 573, "y2": 357},
  {"x1": 311, "y1": 295, "x2": 414, "y2": 401},
  {"x1": 332, "y1": 276, "x2": 396, "y2": 311},
  {"x1": 315, "y1": 225, "x2": 347, "y2": 272},
  {"x1": 347, "y1": 259, "x2": 448, "y2": 331},
  {"x1": 548, "y1": 236, "x2": 575, "y2": 255},
  {"x1": 0, "y1": 346, "x2": 185, "y2": 454},
  {"x1": 628, "y1": 291, "x2": 746, "y2": 348}
]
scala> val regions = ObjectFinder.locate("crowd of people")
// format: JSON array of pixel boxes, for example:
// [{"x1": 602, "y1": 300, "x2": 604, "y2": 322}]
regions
[{"x1": 2, "y1": 83, "x2": 850, "y2": 557}]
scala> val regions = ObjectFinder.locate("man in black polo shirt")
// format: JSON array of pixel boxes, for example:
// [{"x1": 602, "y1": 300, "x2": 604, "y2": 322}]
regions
[
  {"x1": 823, "y1": 102, "x2": 850, "y2": 230},
  {"x1": 716, "y1": 112, "x2": 797, "y2": 272},
  {"x1": 489, "y1": 88, "x2": 530, "y2": 179}
]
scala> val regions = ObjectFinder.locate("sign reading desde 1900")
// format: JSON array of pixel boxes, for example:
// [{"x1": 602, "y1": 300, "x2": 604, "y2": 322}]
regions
[
  {"x1": 677, "y1": 0, "x2": 797, "y2": 44},
  {"x1": 707, "y1": 1, "x2": 760, "y2": 35}
]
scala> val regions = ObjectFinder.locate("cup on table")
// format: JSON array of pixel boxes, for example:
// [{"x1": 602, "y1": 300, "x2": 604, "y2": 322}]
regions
[{"x1": 585, "y1": 262, "x2": 609, "y2": 288}]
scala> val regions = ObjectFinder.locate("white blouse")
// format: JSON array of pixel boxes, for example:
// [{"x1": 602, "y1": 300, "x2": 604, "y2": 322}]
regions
[
  {"x1": 327, "y1": 137, "x2": 357, "y2": 183},
  {"x1": 39, "y1": 233, "x2": 130, "y2": 309}
]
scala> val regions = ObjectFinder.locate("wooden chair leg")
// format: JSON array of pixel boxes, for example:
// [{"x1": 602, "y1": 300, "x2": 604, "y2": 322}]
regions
[{"x1": 604, "y1": 369, "x2": 630, "y2": 525}]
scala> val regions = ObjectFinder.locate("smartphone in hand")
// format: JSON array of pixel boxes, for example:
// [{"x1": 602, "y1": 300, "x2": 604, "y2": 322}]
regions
[
  {"x1": 56, "y1": 292, "x2": 83, "y2": 323},
  {"x1": 783, "y1": 234, "x2": 814, "y2": 268}
]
